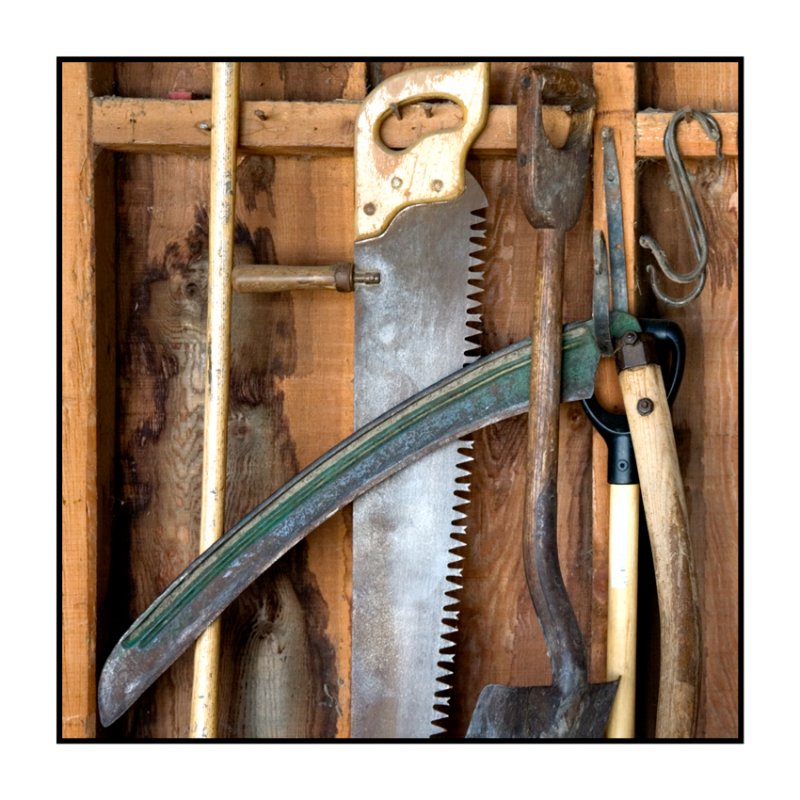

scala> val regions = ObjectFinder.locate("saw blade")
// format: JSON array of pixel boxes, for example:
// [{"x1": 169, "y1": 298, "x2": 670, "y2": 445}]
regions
[{"x1": 351, "y1": 172, "x2": 487, "y2": 738}]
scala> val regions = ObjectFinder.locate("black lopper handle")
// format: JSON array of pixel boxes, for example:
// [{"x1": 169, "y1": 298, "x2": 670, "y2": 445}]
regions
[{"x1": 582, "y1": 319, "x2": 685, "y2": 485}]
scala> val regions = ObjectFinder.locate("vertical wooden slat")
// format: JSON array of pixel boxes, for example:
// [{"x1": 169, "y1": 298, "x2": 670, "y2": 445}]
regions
[{"x1": 61, "y1": 61, "x2": 97, "y2": 738}]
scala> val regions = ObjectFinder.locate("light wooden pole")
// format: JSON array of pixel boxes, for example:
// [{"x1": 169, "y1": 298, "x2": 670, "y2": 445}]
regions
[
  {"x1": 605, "y1": 484, "x2": 640, "y2": 737},
  {"x1": 189, "y1": 61, "x2": 240, "y2": 739}
]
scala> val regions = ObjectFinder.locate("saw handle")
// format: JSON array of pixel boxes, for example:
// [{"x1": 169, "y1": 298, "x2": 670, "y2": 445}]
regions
[
  {"x1": 354, "y1": 62, "x2": 489, "y2": 240},
  {"x1": 616, "y1": 333, "x2": 701, "y2": 738}
]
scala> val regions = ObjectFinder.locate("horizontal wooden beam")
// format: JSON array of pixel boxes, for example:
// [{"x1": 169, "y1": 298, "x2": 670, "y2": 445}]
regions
[
  {"x1": 92, "y1": 96, "x2": 738, "y2": 158},
  {"x1": 635, "y1": 111, "x2": 738, "y2": 158}
]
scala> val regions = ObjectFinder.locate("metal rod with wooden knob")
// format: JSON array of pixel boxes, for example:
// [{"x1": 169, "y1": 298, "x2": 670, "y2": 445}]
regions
[{"x1": 189, "y1": 61, "x2": 240, "y2": 739}]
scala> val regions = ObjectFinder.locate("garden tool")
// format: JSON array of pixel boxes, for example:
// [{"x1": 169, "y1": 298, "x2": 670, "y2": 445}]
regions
[
  {"x1": 349, "y1": 62, "x2": 490, "y2": 737},
  {"x1": 599, "y1": 124, "x2": 701, "y2": 738},
  {"x1": 582, "y1": 315, "x2": 684, "y2": 738},
  {"x1": 466, "y1": 65, "x2": 620, "y2": 739},
  {"x1": 582, "y1": 128, "x2": 689, "y2": 737},
  {"x1": 580, "y1": 127, "x2": 700, "y2": 738},
  {"x1": 97, "y1": 319, "x2": 618, "y2": 729}
]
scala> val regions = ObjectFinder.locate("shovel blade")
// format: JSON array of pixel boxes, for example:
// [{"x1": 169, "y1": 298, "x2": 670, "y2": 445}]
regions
[{"x1": 466, "y1": 680, "x2": 619, "y2": 739}]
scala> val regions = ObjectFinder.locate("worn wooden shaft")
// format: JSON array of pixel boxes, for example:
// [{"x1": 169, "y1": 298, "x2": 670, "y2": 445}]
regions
[
  {"x1": 189, "y1": 61, "x2": 240, "y2": 739},
  {"x1": 523, "y1": 229, "x2": 586, "y2": 688},
  {"x1": 618, "y1": 362, "x2": 701, "y2": 738},
  {"x1": 605, "y1": 483, "x2": 640, "y2": 738}
]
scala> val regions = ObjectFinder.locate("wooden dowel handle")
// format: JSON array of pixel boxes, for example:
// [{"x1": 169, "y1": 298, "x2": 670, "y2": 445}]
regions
[
  {"x1": 618, "y1": 360, "x2": 701, "y2": 738},
  {"x1": 189, "y1": 61, "x2": 240, "y2": 739},
  {"x1": 605, "y1": 483, "x2": 640, "y2": 738}
]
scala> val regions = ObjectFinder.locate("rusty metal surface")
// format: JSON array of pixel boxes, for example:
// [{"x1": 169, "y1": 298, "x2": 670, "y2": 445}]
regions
[{"x1": 351, "y1": 174, "x2": 487, "y2": 737}]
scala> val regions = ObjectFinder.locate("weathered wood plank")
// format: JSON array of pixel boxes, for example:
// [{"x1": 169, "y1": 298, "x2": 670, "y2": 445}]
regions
[
  {"x1": 637, "y1": 61, "x2": 739, "y2": 739},
  {"x1": 61, "y1": 61, "x2": 116, "y2": 739},
  {"x1": 110, "y1": 61, "x2": 361, "y2": 739},
  {"x1": 71, "y1": 60, "x2": 739, "y2": 741},
  {"x1": 637, "y1": 112, "x2": 738, "y2": 158},
  {"x1": 61, "y1": 61, "x2": 98, "y2": 740},
  {"x1": 92, "y1": 96, "x2": 737, "y2": 158}
]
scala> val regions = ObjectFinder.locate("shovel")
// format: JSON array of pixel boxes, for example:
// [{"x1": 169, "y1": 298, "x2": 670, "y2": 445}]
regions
[{"x1": 467, "y1": 66, "x2": 618, "y2": 739}]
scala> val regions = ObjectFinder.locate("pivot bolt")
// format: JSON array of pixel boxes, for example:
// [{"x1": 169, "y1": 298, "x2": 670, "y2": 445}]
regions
[
  {"x1": 637, "y1": 397, "x2": 654, "y2": 416},
  {"x1": 623, "y1": 330, "x2": 639, "y2": 346}
]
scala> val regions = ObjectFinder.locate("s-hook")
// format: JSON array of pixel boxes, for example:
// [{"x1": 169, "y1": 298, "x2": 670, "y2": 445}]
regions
[{"x1": 639, "y1": 109, "x2": 723, "y2": 307}]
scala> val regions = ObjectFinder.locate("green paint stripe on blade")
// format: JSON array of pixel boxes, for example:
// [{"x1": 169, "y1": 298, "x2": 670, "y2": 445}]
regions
[{"x1": 123, "y1": 341, "x2": 531, "y2": 650}]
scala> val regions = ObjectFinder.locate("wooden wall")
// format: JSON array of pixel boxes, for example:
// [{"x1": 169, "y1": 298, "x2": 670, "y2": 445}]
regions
[{"x1": 61, "y1": 60, "x2": 739, "y2": 740}]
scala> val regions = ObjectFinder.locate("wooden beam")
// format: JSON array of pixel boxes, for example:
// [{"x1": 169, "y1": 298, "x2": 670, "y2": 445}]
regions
[
  {"x1": 636, "y1": 111, "x2": 738, "y2": 158},
  {"x1": 92, "y1": 96, "x2": 737, "y2": 158},
  {"x1": 61, "y1": 61, "x2": 98, "y2": 739}
]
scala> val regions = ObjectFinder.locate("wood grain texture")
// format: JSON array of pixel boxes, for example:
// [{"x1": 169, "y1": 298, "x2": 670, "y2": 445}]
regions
[
  {"x1": 61, "y1": 62, "x2": 116, "y2": 739},
  {"x1": 107, "y1": 61, "x2": 362, "y2": 739},
  {"x1": 61, "y1": 61, "x2": 98, "y2": 739},
  {"x1": 69, "y1": 61, "x2": 739, "y2": 740},
  {"x1": 619, "y1": 363, "x2": 701, "y2": 738},
  {"x1": 637, "y1": 61, "x2": 739, "y2": 738}
]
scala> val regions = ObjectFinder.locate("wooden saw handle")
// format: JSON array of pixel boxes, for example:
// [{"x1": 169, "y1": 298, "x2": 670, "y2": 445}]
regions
[
  {"x1": 618, "y1": 360, "x2": 701, "y2": 738},
  {"x1": 354, "y1": 62, "x2": 489, "y2": 240}
]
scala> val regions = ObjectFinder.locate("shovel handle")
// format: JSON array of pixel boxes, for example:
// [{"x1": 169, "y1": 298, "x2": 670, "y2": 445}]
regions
[
  {"x1": 354, "y1": 62, "x2": 489, "y2": 240},
  {"x1": 524, "y1": 229, "x2": 589, "y2": 688},
  {"x1": 617, "y1": 348, "x2": 701, "y2": 738},
  {"x1": 517, "y1": 66, "x2": 595, "y2": 231},
  {"x1": 518, "y1": 66, "x2": 596, "y2": 692},
  {"x1": 605, "y1": 483, "x2": 640, "y2": 738}
]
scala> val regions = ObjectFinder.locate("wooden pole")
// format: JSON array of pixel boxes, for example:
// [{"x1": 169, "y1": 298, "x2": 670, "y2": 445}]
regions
[
  {"x1": 189, "y1": 61, "x2": 240, "y2": 739},
  {"x1": 605, "y1": 484, "x2": 640, "y2": 737}
]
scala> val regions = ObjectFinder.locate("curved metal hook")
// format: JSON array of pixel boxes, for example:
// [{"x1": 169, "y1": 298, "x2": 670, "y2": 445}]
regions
[{"x1": 639, "y1": 109, "x2": 723, "y2": 306}]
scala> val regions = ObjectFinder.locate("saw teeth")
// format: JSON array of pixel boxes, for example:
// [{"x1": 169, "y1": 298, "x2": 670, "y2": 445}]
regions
[
  {"x1": 463, "y1": 208, "x2": 487, "y2": 365},
  {"x1": 432, "y1": 204, "x2": 488, "y2": 735}
]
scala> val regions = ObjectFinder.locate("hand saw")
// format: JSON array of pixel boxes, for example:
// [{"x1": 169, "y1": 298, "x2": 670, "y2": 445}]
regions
[{"x1": 350, "y1": 62, "x2": 489, "y2": 738}]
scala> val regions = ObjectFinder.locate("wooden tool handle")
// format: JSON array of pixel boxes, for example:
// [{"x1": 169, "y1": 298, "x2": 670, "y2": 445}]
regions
[
  {"x1": 618, "y1": 360, "x2": 701, "y2": 738},
  {"x1": 523, "y1": 229, "x2": 588, "y2": 687},
  {"x1": 516, "y1": 66, "x2": 595, "y2": 231},
  {"x1": 354, "y1": 62, "x2": 489, "y2": 240},
  {"x1": 189, "y1": 61, "x2": 240, "y2": 739},
  {"x1": 605, "y1": 483, "x2": 640, "y2": 738}
]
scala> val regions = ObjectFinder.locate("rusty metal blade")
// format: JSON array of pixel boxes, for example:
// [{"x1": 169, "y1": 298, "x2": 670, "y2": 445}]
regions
[
  {"x1": 351, "y1": 173, "x2": 487, "y2": 737},
  {"x1": 97, "y1": 328, "x2": 602, "y2": 729},
  {"x1": 467, "y1": 680, "x2": 619, "y2": 739}
]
